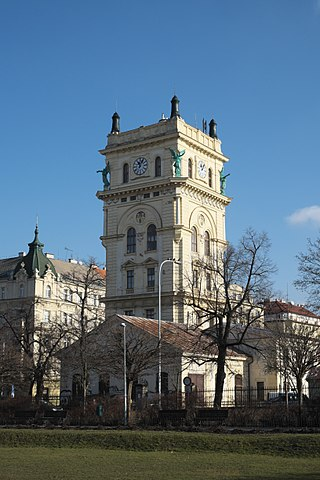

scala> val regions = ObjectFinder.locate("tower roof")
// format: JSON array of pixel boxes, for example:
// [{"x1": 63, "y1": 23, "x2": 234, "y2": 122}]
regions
[{"x1": 13, "y1": 226, "x2": 57, "y2": 279}]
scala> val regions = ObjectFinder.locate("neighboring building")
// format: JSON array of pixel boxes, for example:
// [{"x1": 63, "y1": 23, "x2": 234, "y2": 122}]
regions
[
  {"x1": 264, "y1": 299, "x2": 320, "y2": 327},
  {"x1": 59, "y1": 314, "x2": 247, "y2": 407},
  {"x1": 97, "y1": 96, "x2": 231, "y2": 323},
  {"x1": 263, "y1": 299, "x2": 320, "y2": 397},
  {"x1": 0, "y1": 226, "x2": 105, "y2": 398}
]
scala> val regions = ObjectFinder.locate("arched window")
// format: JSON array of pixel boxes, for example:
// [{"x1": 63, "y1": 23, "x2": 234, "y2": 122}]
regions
[
  {"x1": 127, "y1": 227, "x2": 136, "y2": 253},
  {"x1": 191, "y1": 226, "x2": 197, "y2": 252},
  {"x1": 155, "y1": 156, "x2": 161, "y2": 177},
  {"x1": 45, "y1": 285, "x2": 51, "y2": 299},
  {"x1": 204, "y1": 231, "x2": 210, "y2": 256},
  {"x1": 123, "y1": 163, "x2": 129, "y2": 183},
  {"x1": 147, "y1": 224, "x2": 157, "y2": 251},
  {"x1": 208, "y1": 168, "x2": 212, "y2": 187},
  {"x1": 188, "y1": 159, "x2": 193, "y2": 178}
]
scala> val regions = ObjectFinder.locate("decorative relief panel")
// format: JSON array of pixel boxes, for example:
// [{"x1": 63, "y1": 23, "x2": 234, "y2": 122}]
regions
[{"x1": 136, "y1": 211, "x2": 146, "y2": 224}]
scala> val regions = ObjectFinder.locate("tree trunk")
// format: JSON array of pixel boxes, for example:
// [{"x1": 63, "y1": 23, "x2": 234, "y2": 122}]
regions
[
  {"x1": 297, "y1": 376, "x2": 303, "y2": 426},
  {"x1": 214, "y1": 345, "x2": 227, "y2": 408}
]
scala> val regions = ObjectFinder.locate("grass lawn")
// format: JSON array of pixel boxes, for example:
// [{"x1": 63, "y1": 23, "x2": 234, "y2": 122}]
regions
[
  {"x1": 1, "y1": 448, "x2": 320, "y2": 479},
  {"x1": 0, "y1": 430, "x2": 320, "y2": 479}
]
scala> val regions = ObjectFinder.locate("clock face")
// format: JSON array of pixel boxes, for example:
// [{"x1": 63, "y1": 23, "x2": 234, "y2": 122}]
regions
[
  {"x1": 198, "y1": 160, "x2": 207, "y2": 178},
  {"x1": 133, "y1": 157, "x2": 148, "y2": 175}
]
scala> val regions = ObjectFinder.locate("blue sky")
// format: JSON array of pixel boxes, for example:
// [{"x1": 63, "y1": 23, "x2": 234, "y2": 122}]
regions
[{"x1": 1, "y1": 0, "x2": 320, "y2": 304}]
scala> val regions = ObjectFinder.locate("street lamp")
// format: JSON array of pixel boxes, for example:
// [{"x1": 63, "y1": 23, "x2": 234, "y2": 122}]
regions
[
  {"x1": 120, "y1": 322, "x2": 127, "y2": 426},
  {"x1": 158, "y1": 258, "x2": 180, "y2": 408}
]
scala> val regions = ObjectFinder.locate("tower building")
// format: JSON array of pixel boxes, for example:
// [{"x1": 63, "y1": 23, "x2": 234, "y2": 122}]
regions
[{"x1": 97, "y1": 97, "x2": 231, "y2": 323}]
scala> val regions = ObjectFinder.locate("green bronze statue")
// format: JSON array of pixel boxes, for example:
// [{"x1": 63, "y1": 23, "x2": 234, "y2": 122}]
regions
[
  {"x1": 169, "y1": 148, "x2": 185, "y2": 177},
  {"x1": 220, "y1": 167, "x2": 230, "y2": 195},
  {"x1": 97, "y1": 161, "x2": 111, "y2": 190}
]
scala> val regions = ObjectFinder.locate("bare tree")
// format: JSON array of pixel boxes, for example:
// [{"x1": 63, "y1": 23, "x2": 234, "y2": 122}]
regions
[
  {"x1": 0, "y1": 300, "x2": 68, "y2": 402},
  {"x1": 265, "y1": 320, "x2": 320, "y2": 411},
  {"x1": 295, "y1": 237, "x2": 320, "y2": 312},
  {"x1": 103, "y1": 323, "x2": 161, "y2": 420},
  {"x1": 183, "y1": 228, "x2": 275, "y2": 407},
  {"x1": 60, "y1": 260, "x2": 106, "y2": 410}
]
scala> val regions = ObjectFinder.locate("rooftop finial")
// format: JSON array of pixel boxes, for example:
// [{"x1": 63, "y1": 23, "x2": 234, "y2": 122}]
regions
[
  {"x1": 111, "y1": 112, "x2": 120, "y2": 134},
  {"x1": 170, "y1": 95, "x2": 180, "y2": 118},
  {"x1": 209, "y1": 118, "x2": 218, "y2": 139}
]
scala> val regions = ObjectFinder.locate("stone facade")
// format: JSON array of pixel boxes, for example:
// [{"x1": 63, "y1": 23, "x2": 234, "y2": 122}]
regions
[{"x1": 97, "y1": 97, "x2": 231, "y2": 322}]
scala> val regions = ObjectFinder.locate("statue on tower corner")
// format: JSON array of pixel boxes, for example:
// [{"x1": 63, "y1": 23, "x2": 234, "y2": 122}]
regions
[
  {"x1": 220, "y1": 167, "x2": 230, "y2": 195},
  {"x1": 169, "y1": 148, "x2": 185, "y2": 177},
  {"x1": 97, "y1": 161, "x2": 111, "y2": 190}
]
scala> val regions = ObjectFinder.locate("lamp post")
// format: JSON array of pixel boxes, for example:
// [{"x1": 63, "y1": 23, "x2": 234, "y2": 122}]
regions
[
  {"x1": 120, "y1": 322, "x2": 127, "y2": 426},
  {"x1": 158, "y1": 258, "x2": 180, "y2": 408}
]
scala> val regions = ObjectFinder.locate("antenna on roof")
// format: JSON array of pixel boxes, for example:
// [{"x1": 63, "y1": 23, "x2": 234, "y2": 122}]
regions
[{"x1": 64, "y1": 247, "x2": 73, "y2": 260}]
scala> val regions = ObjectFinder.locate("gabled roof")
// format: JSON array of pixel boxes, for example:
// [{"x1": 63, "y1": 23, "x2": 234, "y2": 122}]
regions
[
  {"x1": 117, "y1": 314, "x2": 245, "y2": 359},
  {"x1": 264, "y1": 300, "x2": 320, "y2": 320}
]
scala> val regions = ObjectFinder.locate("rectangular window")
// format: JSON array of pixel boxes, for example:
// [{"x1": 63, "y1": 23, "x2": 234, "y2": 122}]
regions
[
  {"x1": 193, "y1": 270, "x2": 198, "y2": 289},
  {"x1": 127, "y1": 270, "x2": 134, "y2": 290},
  {"x1": 206, "y1": 273, "x2": 211, "y2": 291},
  {"x1": 153, "y1": 191, "x2": 159, "y2": 197},
  {"x1": 43, "y1": 310, "x2": 50, "y2": 323},
  {"x1": 130, "y1": 195, "x2": 136, "y2": 201},
  {"x1": 124, "y1": 310, "x2": 134, "y2": 316},
  {"x1": 146, "y1": 309, "x2": 155, "y2": 319},
  {"x1": 147, "y1": 267, "x2": 155, "y2": 288},
  {"x1": 121, "y1": 197, "x2": 127, "y2": 203},
  {"x1": 257, "y1": 382, "x2": 265, "y2": 401},
  {"x1": 144, "y1": 193, "x2": 150, "y2": 198},
  {"x1": 1, "y1": 287, "x2": 5, "y2": 299}
]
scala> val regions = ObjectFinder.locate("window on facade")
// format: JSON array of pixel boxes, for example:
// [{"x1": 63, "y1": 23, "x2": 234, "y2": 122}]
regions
[
  {"x1": 155, "y1": 156, "x2": 161, "y2": 177},
  {"x1": 206, "y1": 273, "x2": 211, "y2": 291},
  {"x1": 127, "y1": 270, "x2": 134, "y2": 290},
  {"x1": 147, "y1": 267, "x2": 155, "y2": 288},
  {"x1": 191, "y1": 226, "x2": 197, "y2": 252},
  {"x1": 19, "y1": 284, "x2": 25, "y2": 298},
  {"x1": 208, "y1": 168, "x2": 212, "y2": 187},
  {"x1": 45, "y1": 285, "x2": 52, "y2": 299},
  {"x1": 64, "y1": 288, "x2": 72, "y2": 302},
  {"x1": 147, "y1": 224, "x2": 157, "y2": 251},
  {"x1": 188, "y1": 159, "x2": 192, "y2": 178},
  {"x1": 124, "y1": 310, "x2": 134, "y2": 316},
  {"x1": 43, "y1": 310, "x2": 50, "y2": 323},
  {"x1": 156, "y1": 372, "x2": 169, "y2": 394},
  {"x1": 204, "y1": 231, "x2": 210, "y2": 256},
  {"x1": 193, "y1": 269, "x2": 199, "y2": 289},
  {"x1": 1, "y1": 287, "x2": 5, "y2": 299},
  {"x1": 123, "y1": 163, "x2": 129, "y2": 183},
  {"x1": 146, "y1": 308, "x2": 155, "y2": 319},
  {"x1": 235, "y1": 374, "x2": 243, "y2": 406},
  {"x1": 72, "y1": 374, "x2": 83, "y2": 397},
  {"x1": 94, "y1": 295, "x2": 99, "y2": 307},
  {"x1": 257, "y1": 381, "x2": 265, "y2": 401},
  {"x1": 127, "y1": 227, "x2": 136, "y2": 253}
]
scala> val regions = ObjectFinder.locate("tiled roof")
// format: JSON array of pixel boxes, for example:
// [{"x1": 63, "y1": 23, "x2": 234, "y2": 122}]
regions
[
  {"x1": 0, "y1": 257, "x2": 20, "y2": 279},
  {"x1": 264, "y1": 300, "x2": 320, "y2": 320},
  {"x1": 117, "y1": 314, "x2": 244, "y2": 358}
]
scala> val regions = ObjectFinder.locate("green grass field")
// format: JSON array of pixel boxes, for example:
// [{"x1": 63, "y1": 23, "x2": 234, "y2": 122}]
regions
[{"x1": 0, "y1": 430, "x2": 319, "y2": 479}]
